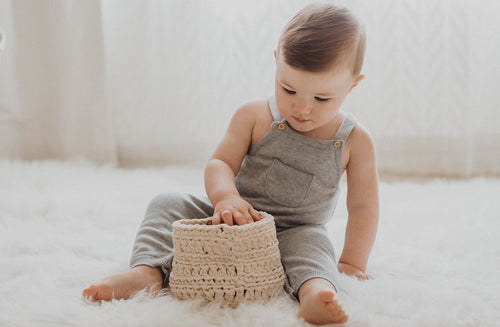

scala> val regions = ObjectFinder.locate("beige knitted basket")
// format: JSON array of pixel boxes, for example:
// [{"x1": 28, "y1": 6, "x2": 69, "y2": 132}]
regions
[{"x1": 169, "y1": 211, "x2": 285, "y2": 306}]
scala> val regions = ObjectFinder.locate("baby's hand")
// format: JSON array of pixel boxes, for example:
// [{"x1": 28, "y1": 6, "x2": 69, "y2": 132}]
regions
[
  {"x1": 212, "y1": 195, "x2": 261, "y2": 226},
  {"x1": 337, "y1": 262, "x2": 371, "y2": 280}
]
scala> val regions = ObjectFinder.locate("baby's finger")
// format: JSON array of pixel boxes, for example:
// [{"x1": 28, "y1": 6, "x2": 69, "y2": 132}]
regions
[
  {"x1": 221, "y1": 210, "x2": 234, "y2": 226},
  {"x1": 232, "y1": 211, "x2": 249, "y2": 225},
  {"x1": 212, "y1": 212, "x2": 221, "y2": 225},
  {"x1": 249, "y1": 209, "x2": 261, "y2": 222}
]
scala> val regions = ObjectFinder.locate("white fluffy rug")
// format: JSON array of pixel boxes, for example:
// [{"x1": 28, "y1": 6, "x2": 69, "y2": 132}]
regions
[{"x1": 1, "y1": 159, "x2": 499, "y2": 327}]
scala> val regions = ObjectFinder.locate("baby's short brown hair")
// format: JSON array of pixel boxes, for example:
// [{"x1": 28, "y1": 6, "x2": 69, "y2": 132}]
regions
[{"x1": 279, "y1": 4, "x2": 366, "y2": 76}]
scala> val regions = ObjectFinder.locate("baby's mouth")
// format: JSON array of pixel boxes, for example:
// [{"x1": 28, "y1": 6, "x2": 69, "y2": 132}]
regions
[{"x1": 293, "y1": 116, "x2": 311, "y2": 124}]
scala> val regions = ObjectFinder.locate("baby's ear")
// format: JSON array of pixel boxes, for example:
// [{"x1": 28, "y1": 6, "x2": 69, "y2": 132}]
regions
[{"x1": 350, "y1": 74, "x2": 365, "y2": 92}]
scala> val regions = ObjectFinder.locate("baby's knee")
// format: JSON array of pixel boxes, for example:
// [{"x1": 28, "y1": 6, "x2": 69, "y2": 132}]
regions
[
  {"x1": 143, "y1": 192, "x2": 189, "y2": 220},
  {"x1": 146, "y1": 192, "x2": 186, "y2": 211}
]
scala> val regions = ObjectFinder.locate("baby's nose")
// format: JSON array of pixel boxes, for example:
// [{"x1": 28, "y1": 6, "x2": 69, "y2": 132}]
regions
[{"x1": 295, "y1": 101, "x2": 312, "y2": 114}]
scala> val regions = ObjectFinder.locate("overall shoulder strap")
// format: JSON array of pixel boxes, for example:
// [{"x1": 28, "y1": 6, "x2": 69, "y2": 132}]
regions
[
  {"x1": 267, "y1": 96, "x2": 284, "y2": 122},
  {"x1": 334, "y1": 113, "x2": 358, "y2": 141}
]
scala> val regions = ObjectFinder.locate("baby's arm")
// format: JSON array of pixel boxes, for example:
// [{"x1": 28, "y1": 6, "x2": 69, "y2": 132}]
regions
[
  {"x1": 338, "y1": 124, "x2": 379, "y2": 279},
  {"x1": 205, "y1": 104, "x2": 261, "y2": 226}
]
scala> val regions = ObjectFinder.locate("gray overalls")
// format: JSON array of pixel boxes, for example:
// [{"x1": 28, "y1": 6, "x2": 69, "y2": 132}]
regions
[{"x1": 130, "y1": 95, "x2": 357, "y2": 299}]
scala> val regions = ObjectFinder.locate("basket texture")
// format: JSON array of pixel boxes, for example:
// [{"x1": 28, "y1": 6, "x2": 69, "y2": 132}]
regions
[{"x1": 169, "y1": 211, "x2": 285, "y2": 306}]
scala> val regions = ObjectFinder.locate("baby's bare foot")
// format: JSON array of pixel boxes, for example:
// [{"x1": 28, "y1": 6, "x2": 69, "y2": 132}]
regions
[
  {"x1": 297, "y1": 278, "x2": 348, "y2": 325},
  {"x1": 82, "y1": 265, "x2": 163, "y2": 301}
]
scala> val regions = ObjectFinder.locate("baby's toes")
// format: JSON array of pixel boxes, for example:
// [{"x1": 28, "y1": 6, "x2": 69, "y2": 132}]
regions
[
  {"x1": 82, "y1": 285, "x2": 98, "y2": 300},
  {"x1": 326, "y1": 302, "x2": 348, "y2": 323}
]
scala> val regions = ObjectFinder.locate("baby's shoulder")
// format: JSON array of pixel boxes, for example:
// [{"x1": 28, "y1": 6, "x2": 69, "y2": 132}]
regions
[
  {"x1": 236, "y1": 99, "x2": 271, "y2": 117},
  {"x1": 348, "y1": 122, "x2": 374, "y2": 147},
  {"x1": 235, "y1": 99, "x2": 274, "y2": 147},
  {"x1": 345, "y1": 121, "x2": 376, "y2": 161},
  {"x1": 235, "y1": 99, "x2": 274, "y2": 126}
]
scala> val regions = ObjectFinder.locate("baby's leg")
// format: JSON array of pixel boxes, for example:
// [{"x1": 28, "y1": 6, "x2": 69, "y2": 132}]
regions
[
  {"x1": 83, "y1": 193, "x2": 214, "y2": 301},
  {"x1": 82, "y1": 265, "x2": 163, "y2": 301},
  {"x1": 277, "y1": 224, "x2": 347, "y2": 325}
]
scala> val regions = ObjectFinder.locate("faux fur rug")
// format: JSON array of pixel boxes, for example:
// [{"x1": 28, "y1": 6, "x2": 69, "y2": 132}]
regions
[{"x1": 0, "y1": 159, "x2": 498, "y2": 327}]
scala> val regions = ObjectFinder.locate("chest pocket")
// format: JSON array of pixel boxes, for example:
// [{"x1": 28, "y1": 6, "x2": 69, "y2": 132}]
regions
[{"x1": 265, "y1": 159, "x2": 314, "y2": 208}]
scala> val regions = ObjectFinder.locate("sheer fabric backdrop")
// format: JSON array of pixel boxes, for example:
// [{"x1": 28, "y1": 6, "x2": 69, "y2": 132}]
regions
[
  {"x1": 0, "y1": 0, "x2": 499, "y2": 177},
  {"x1": 0, "y1": 0, "x2": 116, "y2": 164}
]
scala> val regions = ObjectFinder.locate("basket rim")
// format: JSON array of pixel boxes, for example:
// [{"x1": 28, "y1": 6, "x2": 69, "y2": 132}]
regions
[{"x1": 172, "y1": 211, "x2": 274, "y2": 230}]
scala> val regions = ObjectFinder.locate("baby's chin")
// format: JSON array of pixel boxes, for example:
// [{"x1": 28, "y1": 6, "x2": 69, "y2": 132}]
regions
[
  {"x1": 288, "y1": 121, "x2": 319, "y2": 135},
  {"x1": 288, "y1": 124, "x2": 312, "y2": 135}
]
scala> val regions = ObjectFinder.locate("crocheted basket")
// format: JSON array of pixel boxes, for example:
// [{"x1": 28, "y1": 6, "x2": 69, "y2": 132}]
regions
[{"x1": 169, "y1": 211, "x2": 285, "y2": 306}]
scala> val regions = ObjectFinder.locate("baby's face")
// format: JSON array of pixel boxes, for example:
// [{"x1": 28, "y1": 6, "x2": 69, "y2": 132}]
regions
[{"x1": 274, "y1": 54, "x2": 357, "y2": 139}]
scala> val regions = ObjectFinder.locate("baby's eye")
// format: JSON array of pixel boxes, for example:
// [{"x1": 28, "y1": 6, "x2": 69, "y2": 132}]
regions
[
  {"x1": 315, "y1": 97, "x2": 329, "y2": 102},
  {"x1": 283, "y1": 87, "x2": 296, "y2": 95}
]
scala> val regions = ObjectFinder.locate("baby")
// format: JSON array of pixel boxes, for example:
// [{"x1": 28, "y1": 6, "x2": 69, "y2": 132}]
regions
[{"x1": 83, "y1": 4, "x2": 378, "y2": 325}]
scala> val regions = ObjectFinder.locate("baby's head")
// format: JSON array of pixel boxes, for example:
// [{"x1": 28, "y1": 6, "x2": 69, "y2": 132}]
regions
[
  {"x1": 273, "y1": 5, "x2": 366, "y2": 137},
  {"x1": 277, "y1": 3, "x2": 365, "y2": 77}
]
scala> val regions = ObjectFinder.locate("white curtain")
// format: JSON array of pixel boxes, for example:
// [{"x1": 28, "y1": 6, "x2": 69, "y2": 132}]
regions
[
  {"x1": 0, "y1": 0, "x2": 116, "y2": 164},
  {"x1": 350, "y1": 0, "x2": 500, "y2": 177},
  {"x1": 0, "y1": 0, "x2": 499, "y2": 177}
]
